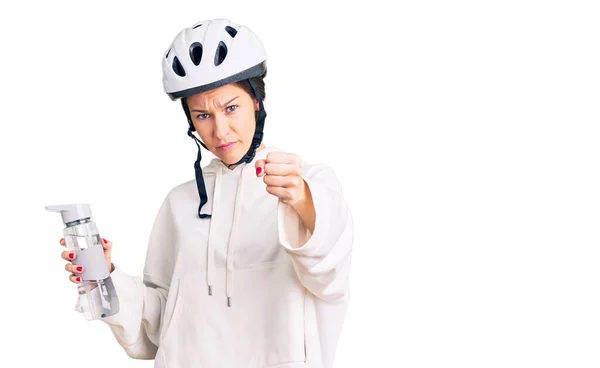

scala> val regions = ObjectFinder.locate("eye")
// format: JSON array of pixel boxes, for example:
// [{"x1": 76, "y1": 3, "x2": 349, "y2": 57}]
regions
[
  {"x1": 196, "y1": 113, "x2": 210, "y2": 120},
  {"x1": 226, "y1": 105, "x2": 237, "y2": 113}
]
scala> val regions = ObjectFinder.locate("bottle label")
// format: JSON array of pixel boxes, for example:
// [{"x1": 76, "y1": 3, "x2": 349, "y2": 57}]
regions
[{"x1": 73, "y1": 244, "x2": 110, "y2": 281}]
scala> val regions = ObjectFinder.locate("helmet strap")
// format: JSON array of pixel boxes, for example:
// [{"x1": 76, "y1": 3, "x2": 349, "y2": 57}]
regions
[
  {"x1": 225, "y1": 78, "x2": 267, "y2": 169},
  {"x1": 181, "y1": 98, "x2": 211, "y2": 218}
]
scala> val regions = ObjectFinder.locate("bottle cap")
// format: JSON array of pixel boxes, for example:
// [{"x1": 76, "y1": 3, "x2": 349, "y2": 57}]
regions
[{"x1": 45, "y1": 204, "x2": 92, "y2": 224}]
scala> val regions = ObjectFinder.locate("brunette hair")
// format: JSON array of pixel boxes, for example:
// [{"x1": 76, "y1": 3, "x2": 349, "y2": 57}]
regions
[{"x1": 233, "y1": 76, "x2": 266, "y2": 101}]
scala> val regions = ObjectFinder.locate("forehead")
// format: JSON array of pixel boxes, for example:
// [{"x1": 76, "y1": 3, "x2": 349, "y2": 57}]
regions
[{"x1": 187, "y1": 84, "x2": 246, "y2": 106}]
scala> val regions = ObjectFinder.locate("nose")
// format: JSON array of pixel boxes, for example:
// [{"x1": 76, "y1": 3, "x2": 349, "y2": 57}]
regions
[{"x1": 213, "y1": 113, "x2": 230, "y2": 140}]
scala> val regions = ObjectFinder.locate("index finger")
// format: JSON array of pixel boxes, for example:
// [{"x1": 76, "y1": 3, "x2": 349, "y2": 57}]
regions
[{"x1": 266, "y1": 152, "x2": 301, "y2": 165}]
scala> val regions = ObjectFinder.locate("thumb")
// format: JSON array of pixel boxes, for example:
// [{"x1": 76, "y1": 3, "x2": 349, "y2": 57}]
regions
[
  {"x1": 255, "y1": 159, "x2": 266, "y2": 177},
  {"x1": 102, "y1": 238, "x2": 112, "y2": 262}
]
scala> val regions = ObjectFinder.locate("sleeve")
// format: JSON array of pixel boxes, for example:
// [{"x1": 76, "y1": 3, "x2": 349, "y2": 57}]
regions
[
  {"x1": 75, "y1": 194, "x2": 177, "y2": 359},
  {"x1": 277, "y1": 163, "x2": 354, "y2": 304}
]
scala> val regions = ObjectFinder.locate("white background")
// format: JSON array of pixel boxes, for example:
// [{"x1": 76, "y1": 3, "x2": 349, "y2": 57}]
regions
[{"x1": 1, "y1": 1, "x2": 599, "y2": 367}]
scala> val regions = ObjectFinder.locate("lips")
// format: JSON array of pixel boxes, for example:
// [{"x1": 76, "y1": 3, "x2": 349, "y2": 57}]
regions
[{"x1": 217, "y1": 142, "x2": 237, "y2": 152}]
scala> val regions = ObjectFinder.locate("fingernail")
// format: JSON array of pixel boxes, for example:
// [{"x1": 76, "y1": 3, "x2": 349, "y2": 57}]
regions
[
  {"x1": 256, "y1": 167, "x2": 262, "y2": 176},
  {"x1": 102, "y1": 238, "x2": 107, "y2": 244},
  {"x1": 76, "y1": 266, "x2": 83, "y2": 272},
  {"x1": 69, "y1": 253, "x2": 75, "y2": 259},
  {"x1": 76, "y1": 277, "x2": 81, "y2": 282}
]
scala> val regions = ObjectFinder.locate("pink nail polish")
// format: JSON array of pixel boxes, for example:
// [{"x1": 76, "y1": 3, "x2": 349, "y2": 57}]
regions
[
  {"x1": 76, "y1": 277, "x2": 81, "y2": 282},
  {"x1": 102, "y1": 238, "x2": 107, "y2": 244},
  {"x1": 69, "y1": 253, "x2": 74, "y2": 259},
  {"x1": 77, "y1": 266, "x2": 83, "y2": 272},
  {"x1": 256, "y1": 167, "x2": 262, "y2": 176}
]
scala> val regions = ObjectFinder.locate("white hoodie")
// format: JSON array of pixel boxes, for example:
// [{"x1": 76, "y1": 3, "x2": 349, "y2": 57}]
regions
[{"x1": 84, "y1": 145, "x2": 353, "y2": 368}]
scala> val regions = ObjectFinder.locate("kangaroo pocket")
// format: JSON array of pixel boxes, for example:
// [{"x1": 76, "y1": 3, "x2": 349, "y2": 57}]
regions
[{"x1": 158, "y1": 260, "x2": 306, "y2": 368}]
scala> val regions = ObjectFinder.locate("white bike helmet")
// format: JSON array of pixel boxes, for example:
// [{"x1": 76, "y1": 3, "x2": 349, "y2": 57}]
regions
[{"x1": 161, "y1": 18, "x2": 268, "y2": 219}]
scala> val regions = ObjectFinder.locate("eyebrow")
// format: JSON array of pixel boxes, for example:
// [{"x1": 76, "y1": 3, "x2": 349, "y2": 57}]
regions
[{"x1": 191, "y1": 96, "x2": 239, "y2": 113}]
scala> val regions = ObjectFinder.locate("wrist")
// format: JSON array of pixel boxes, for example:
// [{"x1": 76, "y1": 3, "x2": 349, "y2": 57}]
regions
[
  {"x1": 290, "y1": 180, "x2": 316, "y2": 234},
  {"x1": 290, "y1": 180, "x2": 310, "y2": 211}
]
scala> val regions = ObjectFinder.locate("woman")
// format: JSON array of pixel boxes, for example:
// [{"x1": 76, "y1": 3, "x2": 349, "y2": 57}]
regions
[{"x1": 59, "y1": 18, "x2": 353, "y2": 368}]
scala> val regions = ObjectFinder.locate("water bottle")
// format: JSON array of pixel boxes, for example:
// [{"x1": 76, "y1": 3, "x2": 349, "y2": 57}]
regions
[{"x1": 46, "y1": 203, "x2": 120, "y2": 321}]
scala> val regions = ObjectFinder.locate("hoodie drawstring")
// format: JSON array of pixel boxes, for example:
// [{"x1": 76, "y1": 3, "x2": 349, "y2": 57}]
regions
[
  {"x1": 225, "y1": 167, "x2": 245, "y2": 307},
  {"x1": 206, "y1": 167, "x2": 223, "y2": 297},
  {"x1": 205, "y1": 164, "x2": 247, "y2": 307}
]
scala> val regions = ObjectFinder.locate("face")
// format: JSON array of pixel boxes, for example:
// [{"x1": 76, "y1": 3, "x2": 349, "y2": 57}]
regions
[{"x1": 186, "y1": 83, "x2": 262, "y2": 167}]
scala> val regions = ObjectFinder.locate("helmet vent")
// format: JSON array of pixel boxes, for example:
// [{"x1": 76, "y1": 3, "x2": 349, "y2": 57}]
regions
[
  {"x1": 225, "y1": 26, "x2": 238, "y2": 38},
  {"x1": 172, "y1": 56, "x2": 186, "y2": 77},
  {"x1": 193, "y1": 23, "x2": 203, "y2": 29},
  {"x1": 214, "y1": 41, "x2": 227, "y2": 66},
  {"x1": 189, "y1": 42, "x2": 203, "y2": 66},
  {"x1": 165, "y1": 48, "x2": 171, "y2": 59}
]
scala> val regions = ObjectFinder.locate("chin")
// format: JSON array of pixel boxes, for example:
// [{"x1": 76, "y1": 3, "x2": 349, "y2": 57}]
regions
[{"x1": 215, "y1": 145, "x2": 246, "y2": 165}]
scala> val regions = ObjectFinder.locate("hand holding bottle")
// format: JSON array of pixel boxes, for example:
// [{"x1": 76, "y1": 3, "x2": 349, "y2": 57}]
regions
[{"x1": 60, "y1": 237, "x2": 114, "y2": 283}]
